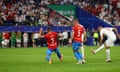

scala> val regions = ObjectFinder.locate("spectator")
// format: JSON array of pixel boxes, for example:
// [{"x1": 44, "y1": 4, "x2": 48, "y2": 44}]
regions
[
  {"x1": 0, "y1": 0, "x2": 75, "y2": 26},
  {"x1": 16, "y1": 31, "x2": 22, "y2": 48},
  {"x1": 1, "y1": 32, "x2": 10, "y2": 48},
  {"x1": 93, "y1": 31, "x2": 99, "y2": 46},
  {"x1": 32, "y1": 32, "x2": 39, "y2": 47},
  {"x1": 62, "y1": 30, "x2": 68, "y2": 46},
  {"x1": 10, "y1": 31, "x2": 16, "y2": 48},
  {"x1": 23, "y1": 32, "x2": 28, "y2": 48},
  {"x1": 58, "y1": 32, "x2": 63, "y2": 47},
  {"x1": 0, "y1": 14, "x2": 3, "y2": 25},
  {"x1": 82, "y1": 0, "x2": 120, "y2": 26},
  {"x1": 0, "y1": 32, "x2": 2, "y2": 48},
  {"x1": 117, "y1": 1, "x2": 120, "y2": 8}
]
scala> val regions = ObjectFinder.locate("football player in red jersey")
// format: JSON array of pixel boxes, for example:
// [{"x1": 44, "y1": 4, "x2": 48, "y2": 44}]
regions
[
  {"x1": 69, "y1": 19, "x2": 86, "y2": 64},
  {"x1": 39, "y1": 27, "x2": 63, "y2": 64}
]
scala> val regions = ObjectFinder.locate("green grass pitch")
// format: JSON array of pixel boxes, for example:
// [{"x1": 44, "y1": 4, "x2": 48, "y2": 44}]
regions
[{"x1": 0, "y1": 46, "x2": 120, "y2": 72}]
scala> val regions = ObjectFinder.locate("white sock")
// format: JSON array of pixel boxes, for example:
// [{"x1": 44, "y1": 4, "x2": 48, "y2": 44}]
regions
[
  {"x1": 94, "y1": 44, "x2": 104, "y2": 53},
  {"x1": 81, "y1": 46, "x2": 84, "y2": 59},
  {"x1": 106, "y1": 49, "x2": 110, "y2": 60}
]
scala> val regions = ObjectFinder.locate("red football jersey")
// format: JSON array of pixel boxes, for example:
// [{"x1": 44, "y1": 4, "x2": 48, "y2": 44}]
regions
[
  {"x1": 44, "y1": 32, "x2": 58, "y2": 50},
  {"x1": 72, "y1": 24, "x2": 85, "y2": 42}
]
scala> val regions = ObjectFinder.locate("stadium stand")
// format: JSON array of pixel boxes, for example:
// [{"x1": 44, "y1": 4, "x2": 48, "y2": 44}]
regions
[
  {"x1": 0, "y1": 0, "x2": 71, "y2": 26},
  {"x1": 40, "y1": 0, "x2": 120, "y2": 26},
  {"x1": 0, "y1": 0, "x2": 120, "y2": 26}
]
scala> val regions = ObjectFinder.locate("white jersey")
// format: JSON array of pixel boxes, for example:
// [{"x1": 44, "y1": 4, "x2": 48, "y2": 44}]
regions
[
  {"x1": 62, "y1": 31, "x2": 68, "y2": 39},
  {"x1": 100, "y1": 28, "x2": 116, "y2": 39},
  {"x1": 100, "y1": 27, "x2": 116, "y2": 47}
]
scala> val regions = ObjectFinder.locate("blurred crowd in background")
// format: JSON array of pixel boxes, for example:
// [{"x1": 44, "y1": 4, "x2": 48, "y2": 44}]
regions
[
  {"x1": 0, "y1": 0, "x2": 72, "y2": 26},
  {"x1": 41, "y1": 0, "x2": 120, "y2": 26},
  {"x1": 0, "y1": 0, "x2": 120, "y2": 26},
  {"x1": 0, "y1": 30, "x2": 119, "y2": 48},
  {"x1": 80, "y1": 0, "x2": 120, "y2": 26},
  {"x1": 0, "y1": 30, "x2": 70, "y2": 48}
]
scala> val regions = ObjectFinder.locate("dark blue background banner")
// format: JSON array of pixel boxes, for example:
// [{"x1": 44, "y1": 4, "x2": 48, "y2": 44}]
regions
[
  {"x1": 76, "y1": 6, "x2": 112, "y2": 31},
  {"x1": 0, "y1": 26, "x2": 72, "y2": 32}
]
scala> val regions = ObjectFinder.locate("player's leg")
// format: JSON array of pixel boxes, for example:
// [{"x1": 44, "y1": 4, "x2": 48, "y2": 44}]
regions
[
  {"x1": 81, "y1": 43, "x2": 85, "y2": 59},
  {"x1": 104, "y1": 41, "x2": 111, "y2": 62},
  {"x1": 91, "y1": 44, "x2": 105, "y2": 54},
  {"x1": 72, "y1": 42, "x2": 80, "y2": 60},
  {"x1": 81, "y1": 43, "x2": 85, "y2": 63},
  {"x1": 105, "y1": 48, "x2": 111, "y2": 62},
  {"x1": 104, "y1": 36, "x2": 116, "y2": 62},
  {"x1": 54, "y1": 48, "x2": 63, "y2": 61},
  {"x1": 46, "y1": 48, "x2": 53, "y2": 64},
  {"x1": 76, "y1": 50, "x2": 83, "y2": 64},
  {"x1": 72, "y1": 42, "x2": 82, "y2": 64},
  {"x1": 104, "y1": 39, "x2": 114, "y2": 62}
]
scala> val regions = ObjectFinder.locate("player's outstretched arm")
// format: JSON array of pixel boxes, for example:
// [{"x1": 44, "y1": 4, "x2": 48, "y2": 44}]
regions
[
  {"x1": 99, "y1": 35, "x2": 103, "y2": 45},
  {"x1": 113, "y1": 28, "x2": 120, "y2": 39},
  {"x1": 83, "y1": 31, "x2": 87, "y2": 43},
  {"x1": 57, "y1": 33, "x2": 63, "y2": 38}
]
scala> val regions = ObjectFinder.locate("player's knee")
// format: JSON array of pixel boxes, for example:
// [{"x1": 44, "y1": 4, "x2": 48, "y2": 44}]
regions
[
  {"x1": 105, "y1": 47, "x2": 110, "y2": 49},
  {"x1": 73, "y1": 50, "x2": 78, "y2": 52},
  {"x1": 46, "y1": 57, "x2": 49, "y2": 61}
]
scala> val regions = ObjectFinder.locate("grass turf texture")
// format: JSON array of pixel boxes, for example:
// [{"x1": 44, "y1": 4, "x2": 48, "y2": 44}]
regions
[{"x1": 0, "y1": 46, "x2": 120, "y2": 72}]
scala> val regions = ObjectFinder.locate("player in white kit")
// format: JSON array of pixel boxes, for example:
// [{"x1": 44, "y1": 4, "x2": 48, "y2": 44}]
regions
[{"x1": 91, "y1": 26, "x2": 120, "y2": 62}]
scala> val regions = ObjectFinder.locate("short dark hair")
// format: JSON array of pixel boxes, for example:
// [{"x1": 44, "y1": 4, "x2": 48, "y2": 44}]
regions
[
  {"x1": 47, "y1": 27, "x2": 52, "y2": 32},
  {"x1": 97, "y1": 25, "x2": 103, "y2": 29},
  {"x1": 73, "y1": 18, "x2": 79, "y2": 22}
]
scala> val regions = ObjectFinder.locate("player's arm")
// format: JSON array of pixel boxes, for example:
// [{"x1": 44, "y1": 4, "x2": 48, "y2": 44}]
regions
[
  {"x1": 99, "y1": 33, "x2": 103, "y2": 45},
  {"x1": 69, "y1": 31, "x2": 74, "y2": 44},
  {"x1": 39, "y1": 28, "x2": 44, "y2": 38},
  {"x1": 113, "y1": 28, "x2": 120, "y2": 39},
  {"x1": 57, "y1": 33, "x2": 63, "y2": 38},
  {"x1": 99, "y1": 29, "x2": 104, "y2": 45},
  {"x1": 83, "y1": 31, "x2": 87, "y2": 43}
]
